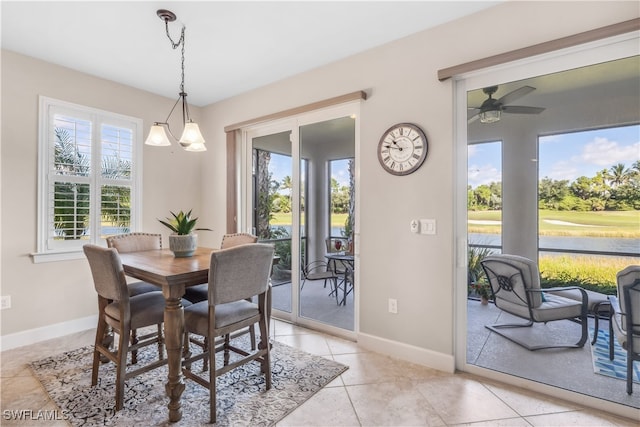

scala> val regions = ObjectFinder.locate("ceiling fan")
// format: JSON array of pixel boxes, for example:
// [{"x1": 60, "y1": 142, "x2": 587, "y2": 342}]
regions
[{"x1": 468, "y1": 85, "x2": 545, "y2": 124}]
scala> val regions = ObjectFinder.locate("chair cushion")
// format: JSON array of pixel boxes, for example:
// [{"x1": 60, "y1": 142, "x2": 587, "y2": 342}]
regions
[
  {"x1": 127, "y1": 281, "x2": 159, "y2": 297},
  {"x1": 184, "y1": 299, "x2": 259, "y2": 337},
  {"x1": 183, "y1": 284, "x2": 208, "y2": 303},
  {"x1": 531, "y1": 294, "x2": 583, "y2": 323},
  {"x1": 105, "y1": 292, "x2": 192, "y2": 330},
  {"x1": 550, "y1": 288, "x2": 608, "y2": 312}
]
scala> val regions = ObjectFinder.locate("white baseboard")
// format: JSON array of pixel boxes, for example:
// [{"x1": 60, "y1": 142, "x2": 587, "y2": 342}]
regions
[
  {"x1": 0, "y1": 315, "x2": 97, "y2": 351},
  {"x1": 357, "y1": 332, "x2": 455, "y2": 373}
]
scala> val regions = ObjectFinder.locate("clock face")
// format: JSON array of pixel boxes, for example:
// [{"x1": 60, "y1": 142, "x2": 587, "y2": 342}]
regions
[{"x1": 377, "y1": 123, "x2": 428, "y2": 176}]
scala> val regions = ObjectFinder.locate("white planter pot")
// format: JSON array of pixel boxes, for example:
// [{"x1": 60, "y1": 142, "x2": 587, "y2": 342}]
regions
[{"x1": 168, "y1": 234, "x2": 198, "y2": 257}]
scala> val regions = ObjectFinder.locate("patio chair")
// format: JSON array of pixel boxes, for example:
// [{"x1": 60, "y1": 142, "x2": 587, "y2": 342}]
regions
[
  {"x1": 301, "y1": 260, "x2": 340, "y2": 303},
  {"x1": 480, "y1": 254, "x2": 588, "y2": 351},
  {"x1": 609, "y1": 265, "x2": 640, "y2": 394}
]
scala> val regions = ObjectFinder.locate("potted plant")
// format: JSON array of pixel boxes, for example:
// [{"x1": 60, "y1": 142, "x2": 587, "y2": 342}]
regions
[{"x1": 158, "y1": 210, "x2": 211, "y2": 257}]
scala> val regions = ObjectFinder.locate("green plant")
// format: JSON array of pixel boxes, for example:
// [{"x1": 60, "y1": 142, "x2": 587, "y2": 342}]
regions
[
  {"x1": 158, "y1": 210, "x2": 211, "y2": 235},
  {"x1": 468, "y1": 245, "x2": 494, "y2": 299}
]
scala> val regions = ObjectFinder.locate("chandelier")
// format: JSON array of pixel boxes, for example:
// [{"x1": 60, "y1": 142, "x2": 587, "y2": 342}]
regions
[{"x1": 145, "y1": 9, "x2": 206, "y2": 152}]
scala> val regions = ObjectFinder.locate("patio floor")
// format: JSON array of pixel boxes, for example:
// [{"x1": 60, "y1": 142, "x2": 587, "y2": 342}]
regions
[
  {"x1": 467, "y1": 298, "x2": 640, "y2": 409},
  {"x1": 270, "y1": 278, "x2": 354, "y2": 331}
]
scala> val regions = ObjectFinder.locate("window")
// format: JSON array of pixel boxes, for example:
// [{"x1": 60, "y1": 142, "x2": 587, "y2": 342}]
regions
[{"x1": 34, "y1": 97, "x2": 142, "y2": 262}]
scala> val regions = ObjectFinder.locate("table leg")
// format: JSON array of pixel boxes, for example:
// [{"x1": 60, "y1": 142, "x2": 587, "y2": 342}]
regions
[{"x1": 163, "y1": 295, "x2": 185, "y2": 422}]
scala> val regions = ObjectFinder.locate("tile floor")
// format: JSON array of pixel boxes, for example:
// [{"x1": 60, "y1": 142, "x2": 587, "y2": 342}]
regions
[{"x1": 1, "y1": 320, "x2": 637, "y2": 426}]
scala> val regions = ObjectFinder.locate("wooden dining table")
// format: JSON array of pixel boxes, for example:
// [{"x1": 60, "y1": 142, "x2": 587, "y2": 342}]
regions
[{"x1": 119, "y1": 246, "x2": 214, "y2": 422}]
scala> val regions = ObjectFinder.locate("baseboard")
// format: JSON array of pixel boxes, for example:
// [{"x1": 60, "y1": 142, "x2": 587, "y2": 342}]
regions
[
  {"x1": 357, "y1": 332, "x2": 455, "y2": 373},
  {"x1": 0, "y1": 315, "x2": 97, "y2": 351}
]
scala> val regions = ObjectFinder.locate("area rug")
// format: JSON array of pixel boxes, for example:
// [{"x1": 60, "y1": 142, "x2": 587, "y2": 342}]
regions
[
  {"x1": 30, "y1": 337, "x2": 348, "y2": 426},
  {"x1": 590, "y1": 328, "x2": 639, "y2": 384}
]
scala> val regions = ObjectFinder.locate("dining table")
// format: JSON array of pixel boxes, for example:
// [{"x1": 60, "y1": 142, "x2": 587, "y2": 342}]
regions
[
  {"x1": 119, "y1": 246, "x2": 214, "y2": 422},
  {"x1": 324, "y1": 252, "x2": 355, "y2": 305}
]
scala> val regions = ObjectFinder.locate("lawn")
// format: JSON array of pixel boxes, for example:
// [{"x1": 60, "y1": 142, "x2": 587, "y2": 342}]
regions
[
  {"x1": 468, "y1": 210, "x2": 640, "y2": 238},
  {"x1": 271, "y1": 212, "x2": 347, "y2": 227}
]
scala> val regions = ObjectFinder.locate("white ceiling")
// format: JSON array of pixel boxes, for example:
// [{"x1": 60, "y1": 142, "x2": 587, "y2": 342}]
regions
[{"x1": 1, "y1": 1, "x2": 501, "y2": 106}]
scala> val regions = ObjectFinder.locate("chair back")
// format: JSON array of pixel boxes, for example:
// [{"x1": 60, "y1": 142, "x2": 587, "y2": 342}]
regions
[
  {"x1": 209, "y1": 243, "x2": 275, "y2": 305},
  {"x1": 220, "y1": 233, "x2": 258, "y2": 249},
  {"x1": 617, "y1": 265, "x2": 640, "y2": 336},
  {"x1": 107, "y1": 232, "x2": 162, "y2": 253},
  {"x1": 83, "y1": 244, "x2": 129, "y2": 302},
  {"x1": 481, "y1": 254, "x2": 543, "y2": 314}
]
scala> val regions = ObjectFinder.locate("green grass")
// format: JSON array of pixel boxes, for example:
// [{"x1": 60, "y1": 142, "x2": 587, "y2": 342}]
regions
[
  {"x1": 468, "y1": 210, "x2": 640, "y2": 238},
  {"x1": 271, "y1": 212, "x2": 347, "y2": 227},
  {"x1": 539, "y1": 254, "x2": 639, "y2": 294}
]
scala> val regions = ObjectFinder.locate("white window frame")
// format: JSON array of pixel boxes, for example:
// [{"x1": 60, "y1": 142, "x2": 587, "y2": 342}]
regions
[{"x1": 32, "y1": 97, "x2": 143, "y2": 263}]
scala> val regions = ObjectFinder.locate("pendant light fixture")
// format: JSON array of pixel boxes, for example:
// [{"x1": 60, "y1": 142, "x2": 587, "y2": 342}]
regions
[{"x1": 145, "y1": 9, "x2": 206, "y2": 152}]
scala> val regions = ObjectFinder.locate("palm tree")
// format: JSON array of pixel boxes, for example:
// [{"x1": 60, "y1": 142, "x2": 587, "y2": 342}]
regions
[{"x1": 608, "y1": 163, "x2": 631, "y2": 188}]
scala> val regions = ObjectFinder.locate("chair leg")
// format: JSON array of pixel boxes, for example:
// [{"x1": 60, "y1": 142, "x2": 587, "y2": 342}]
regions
[
  {"x1": 249, "y1": 325, "x2": 256, "y2": 351},
  {"x1": 627, "y1": 348, "x2": 633, "y2": 395},
  {"x1": 209, "y1": 334, "x2": 217, "y2": 424},
  {"x1": 115, "y1": 328, "x2": 130, "y2": 411},
  {"x1": 157, "y1": 324, "x2": 164, "y2": 360},
  {"x1": 203, "y1": 337, "x2": 209, "y2": 372},
  {"x1": 259, "y1": 315, "x2": 272, "y2": 390},
  {"x1": 130, "y1": 329, "x2": 138, "y2": 365},
  {"x1": 92, "y1": 317, "x2": 108, "y2": 386},
  {"x1": 609, "y1": 312, "x2": 615, "y2": 361}
]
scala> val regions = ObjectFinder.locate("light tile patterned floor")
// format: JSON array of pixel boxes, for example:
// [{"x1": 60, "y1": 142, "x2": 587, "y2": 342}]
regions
[{"x1": 1, "y1": 320, "x2": 636, "y2": 426}]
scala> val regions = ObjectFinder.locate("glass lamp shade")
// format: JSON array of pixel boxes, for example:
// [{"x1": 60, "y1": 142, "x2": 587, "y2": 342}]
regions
[
  {"x1": 179, "y1": 122, "x2": 206, "y2": 147},
  {"x1": 185, "y1": 142, "x2": 207, "y2": 152},
  {"x1": 145, "y1": 124, "x2": 172, "y2": 146},
  {"x1": 479, "y1": 110, "x2": 501, "y2": 124}
]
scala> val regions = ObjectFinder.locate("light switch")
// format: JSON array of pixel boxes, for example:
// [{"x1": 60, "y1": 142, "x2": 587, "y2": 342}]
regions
[{"x1": 420, "y1": 219, "x2": 436, "y2": 235}]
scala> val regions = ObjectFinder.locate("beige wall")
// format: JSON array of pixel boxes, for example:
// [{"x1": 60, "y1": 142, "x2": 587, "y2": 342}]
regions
[
  {"x1": 0, "y1": 51, "x2": 208, "y2": 336},
  {"x1": 1, "y1": 1, "x2": 637, "y2": 360},
  {"x1": 200, "y1": 1, "x2": 638, "y2": 356}
]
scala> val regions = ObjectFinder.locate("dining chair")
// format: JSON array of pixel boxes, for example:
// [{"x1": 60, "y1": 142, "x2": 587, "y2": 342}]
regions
[
  {"x1": 609, "y1": 265, "x2": 640, "y2": 394},
  {"x1": 181, "y1": 243, "x2": 275, "y2": 423},
  {"x1": 106, "y1": 232, "x2": 163, "y2": 363},
  {"x1": 184, "y1": 232, "x2": 260, "y2": 367},
  {"x1": 83, "y1": 244, "x2": 182, "y2": 410}
]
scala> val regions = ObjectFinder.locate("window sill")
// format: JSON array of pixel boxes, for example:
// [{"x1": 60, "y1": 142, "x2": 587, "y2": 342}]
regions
[{"x1": 31, "y1": 250, "x2": 86, "y2": 264}]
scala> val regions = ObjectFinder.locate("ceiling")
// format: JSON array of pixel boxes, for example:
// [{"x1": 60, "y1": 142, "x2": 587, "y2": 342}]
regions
[{"x1": 1, "y1": 1, "x2": 501, "y2": 107}]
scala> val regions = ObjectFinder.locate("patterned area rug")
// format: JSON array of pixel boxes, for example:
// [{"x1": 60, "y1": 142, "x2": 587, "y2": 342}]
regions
[
  {"x1": 30, "y1": 337, "x2": 348, "y2": 426},
  {"x1": 591, "y1": 328, "x2": 639, "y2": 384}
]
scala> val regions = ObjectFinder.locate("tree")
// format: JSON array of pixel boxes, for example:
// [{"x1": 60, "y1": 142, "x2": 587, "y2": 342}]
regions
[{"x1": 608, "y1": 163, "x2": 631, "y2": 188}]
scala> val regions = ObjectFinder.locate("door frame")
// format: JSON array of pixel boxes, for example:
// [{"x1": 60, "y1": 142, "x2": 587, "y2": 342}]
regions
[
  {"x1": 239, "y1": 102, "x2": 361, "y2": 340},
  {"x1": 453, "y1": 32, "x2": 639, "y2": 415}
]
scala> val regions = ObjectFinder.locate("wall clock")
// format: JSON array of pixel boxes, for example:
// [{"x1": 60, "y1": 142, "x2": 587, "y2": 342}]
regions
[{"x1": 377, "y1": 123, "x2": 428, "y2": 176}]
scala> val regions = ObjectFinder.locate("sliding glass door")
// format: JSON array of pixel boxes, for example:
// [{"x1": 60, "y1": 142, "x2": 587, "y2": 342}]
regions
[{"x1": 242, "y1": 104, "x2": 359, "y2": 337}]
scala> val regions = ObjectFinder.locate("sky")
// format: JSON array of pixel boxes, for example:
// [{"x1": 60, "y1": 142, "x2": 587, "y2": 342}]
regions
[
  {"x1": 468, "y1": 124, "x2": 640, "y2": 188},
  {"x1": 270, "y1": 154, "x2": 350, "y2": 191}
]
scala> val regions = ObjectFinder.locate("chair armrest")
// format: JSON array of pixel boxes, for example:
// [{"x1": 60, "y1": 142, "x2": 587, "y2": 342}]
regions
[
  {"x1": 608, "y1": 295, "x2": 621, "y2": 315},
  {"x1": 531, "y1": 286, "x2": 588, "y2": 301}
]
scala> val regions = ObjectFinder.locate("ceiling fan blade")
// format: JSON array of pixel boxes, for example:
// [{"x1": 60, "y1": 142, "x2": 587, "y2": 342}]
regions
[
  {"x1": 468, "y1": 113, "x2": 480, "y2": 124},
  {"x1": 497, "y1": 85, "x2": 536, "y2": 105},
  {"x1": 502, "y1": 105, "x2": 545, "y2": 114}
]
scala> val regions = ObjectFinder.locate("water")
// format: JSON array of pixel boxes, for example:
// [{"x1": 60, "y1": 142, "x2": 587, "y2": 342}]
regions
[{"x1": 469, "y1": 233, "x2": 639, "y2": 255}]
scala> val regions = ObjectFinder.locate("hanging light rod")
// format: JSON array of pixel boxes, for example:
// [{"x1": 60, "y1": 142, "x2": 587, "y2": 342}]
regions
[{"x1": 145, "y1": 9, "x2": 206, "y2": 152}]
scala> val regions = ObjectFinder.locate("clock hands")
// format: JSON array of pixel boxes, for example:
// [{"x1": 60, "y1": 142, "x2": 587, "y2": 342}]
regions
[{"x1": 383, "y1": 141, "x2": 403, "y2": 151}]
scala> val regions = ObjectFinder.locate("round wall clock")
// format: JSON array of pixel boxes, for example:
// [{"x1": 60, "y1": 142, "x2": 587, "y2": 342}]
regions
[{"x1": 377, "y1": 123, "x2": 428, "y2": 176}]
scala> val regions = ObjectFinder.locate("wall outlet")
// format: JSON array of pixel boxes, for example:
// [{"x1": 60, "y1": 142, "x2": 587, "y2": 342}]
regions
[
  {"x1": 388, "y1": 298, "x2": 398, "y2": 314},
  {"x1": 1, "y1": 296, "x2": 11, "y2": 310}
]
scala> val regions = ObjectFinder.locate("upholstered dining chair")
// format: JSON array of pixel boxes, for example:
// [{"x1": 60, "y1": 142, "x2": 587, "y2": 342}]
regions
[
  {"x1": 107, "y1": 232, "x2": 163, "y2": 363},
  {"x1": 183, "y1": 233, "x2": 259, "y2": 304},
  {"x1": 184, "y1": 232, "x2": 260, "y2": 364},
  {"x1": 83, "y1": 244, "x2": 179, "y2": 410},
  {"x1": 181, "y1": 243, "x2": 275, "y2": 424},
  {"x1": 480, "y1": 254, "x2": 588, "y2": 351},
  {"x1": 609, "y1": 265, "x2": 640, "y2": 394}
]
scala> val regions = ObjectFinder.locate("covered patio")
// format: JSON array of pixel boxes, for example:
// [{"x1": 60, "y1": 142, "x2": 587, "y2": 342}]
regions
[{"x1": 466, "y1": 298, "x2": 639, "y2": 410}]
